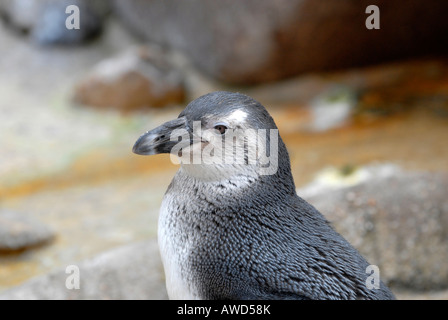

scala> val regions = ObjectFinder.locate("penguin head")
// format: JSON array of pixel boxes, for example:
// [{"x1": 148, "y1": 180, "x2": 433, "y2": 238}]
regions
[{"x1": 133, "y1": 91, "x2": 289, "y2": 181}]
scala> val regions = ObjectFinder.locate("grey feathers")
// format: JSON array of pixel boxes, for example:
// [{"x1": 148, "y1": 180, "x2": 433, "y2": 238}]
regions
[{"x1": 163, "y1": 170, "x2": 394, "y2": 300}]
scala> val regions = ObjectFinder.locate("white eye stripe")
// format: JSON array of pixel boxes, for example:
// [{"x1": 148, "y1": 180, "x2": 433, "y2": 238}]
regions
[
  {"x1": 210, "y1": 109, "x2": 247, "y2": 130},
  {"x1": 227, "y1": 109, "x2": 248, "y2": 122}
]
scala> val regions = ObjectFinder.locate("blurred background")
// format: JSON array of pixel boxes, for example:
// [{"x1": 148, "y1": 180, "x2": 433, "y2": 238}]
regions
[{"x1": 0, "y1": 0, "x2": 447, "y2": 300}]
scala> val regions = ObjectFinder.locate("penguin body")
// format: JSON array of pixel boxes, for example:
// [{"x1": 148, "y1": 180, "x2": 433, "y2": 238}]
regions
[{"x1": 133, "y1": 91, "x2": 395, "y2": 300}]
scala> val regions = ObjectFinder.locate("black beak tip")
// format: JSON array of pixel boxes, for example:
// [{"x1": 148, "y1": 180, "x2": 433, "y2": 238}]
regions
[
  {"x1": 132, "y1": 135, "x2": 148, "y2": 155},
  {"x1": 132, "y1": 133, "x2": 159, "y2": 156},
  {"x1": 133, "y1": 116, "x2": 186, "y2": 156},
  {"x1": 132, "y1": 143, "x2": 139, "y2": 155}
]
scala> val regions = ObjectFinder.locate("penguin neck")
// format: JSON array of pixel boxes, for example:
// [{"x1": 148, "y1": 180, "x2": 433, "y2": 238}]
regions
[
  {"x1": 176, "y1": 156, "x2": 297, "y2": 207},
  {"x1": 179, "y1": 163, "x2": 259, "y2": 183}
]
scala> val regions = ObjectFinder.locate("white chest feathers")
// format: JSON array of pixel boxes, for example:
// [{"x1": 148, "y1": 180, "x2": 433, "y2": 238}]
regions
[{"x1": 158, "y1": 192, "x2": 200, "y2": 300}]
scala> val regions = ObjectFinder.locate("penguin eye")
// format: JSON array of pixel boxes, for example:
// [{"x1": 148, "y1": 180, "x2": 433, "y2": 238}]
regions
[{"x1": 214, "y1": 124, "x2": 228, "y2": 135}]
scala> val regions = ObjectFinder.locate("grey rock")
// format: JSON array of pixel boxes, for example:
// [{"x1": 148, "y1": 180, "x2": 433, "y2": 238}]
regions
[
  {"x1": 0, "y1": 0, "x2": 109, "y2": 44},
  {"x1": 32, "y1": 0, "x2": 103, "y2": 45},
  {"x1": 0, "y1": 0, "x2": 44, "y2": 32},
  {"x1": 112, "y1": 0, "x2": 448, "y2": 84},
  {"x1": 0, "y1": 240, "x2": 167, "y2": 300},
  {"x1": 74, "y1": 45, "x2": 186, "y2": 110},
  {"x1": 300, "y1": 166, "x2": 448, "y2": 290},
  {"x1": 0, "y1": 211, "x2": 55, "y2": 252}
]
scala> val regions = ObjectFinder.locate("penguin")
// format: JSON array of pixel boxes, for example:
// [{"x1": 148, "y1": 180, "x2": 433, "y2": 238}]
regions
[{"x1": 132, "y1": 91, "x2": 395, "y2": 300}]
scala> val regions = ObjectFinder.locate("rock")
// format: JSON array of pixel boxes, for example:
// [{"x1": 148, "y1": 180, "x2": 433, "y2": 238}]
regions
[
  {"x1": 297, "y1": 164, "x2": 402, "y2": 199},
  {"x1": 0, "y1": 0, "x2": 109, "y2": 44},
  {"x1": 32, "y1": 0, "x2": 108, "y2": 45},
  {"x1": 0, "y1": 211, "x2": 55, "y2": 252},
  {"x1": 307, "y1": 86, "x2": 357, "y2": 132},
  {"x1": 0, "y1": 0, "x2": 43, "y2": 32},
  {"x1": 112, "y1": 0, "x2": 448, "y2": 84},
  {"x1": 300, "y1": 165, "x2": 448, "y2": 290},
  {"x1": 0, "y1": 240, "x2": 167, "y2": 300},
  {"x1": 74, "y1": 46, "x2": 186, "y2": 111}
]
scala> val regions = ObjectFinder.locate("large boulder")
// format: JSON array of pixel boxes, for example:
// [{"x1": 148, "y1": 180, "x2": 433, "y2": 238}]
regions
[
  {"x1": 0, "y1": 240, "x2": 167, "y2": 300},
  {"x1": 300, "y1": 165, "x2": 448, "y2": 290},
  {"x1": 0, "y1": 0, "x2": 109, "y2": 44},
  {"x1": 112, "y1": 0, "x2": 448, "y2": 84}
]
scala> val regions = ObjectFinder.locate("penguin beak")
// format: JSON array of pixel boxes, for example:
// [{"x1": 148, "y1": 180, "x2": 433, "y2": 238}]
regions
[{"x1": 132, "y1": 117, "x2": 188, "y2": 155}]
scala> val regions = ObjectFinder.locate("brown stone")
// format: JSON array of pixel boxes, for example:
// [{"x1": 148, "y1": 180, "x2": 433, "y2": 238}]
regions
[
  {"x1": 74, "y1": 46, "x2": 185, "y2": 111},
  {"x1": 0, "y1": 211, "x2": 55, "y2": 252}
]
